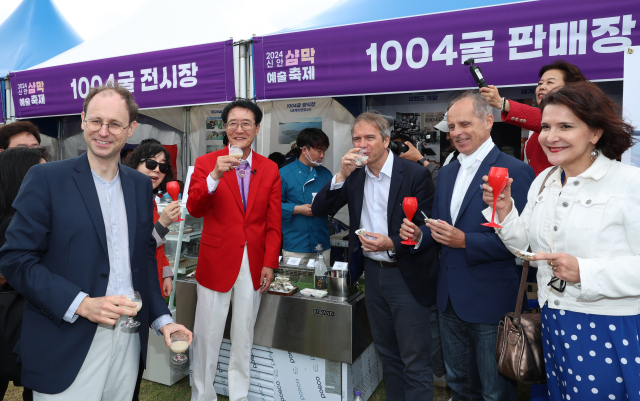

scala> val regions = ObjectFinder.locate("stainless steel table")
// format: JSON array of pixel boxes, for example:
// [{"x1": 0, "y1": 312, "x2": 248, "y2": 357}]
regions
[{"x1": 175, "y1": 275, "x2": 372, "y2": 364}]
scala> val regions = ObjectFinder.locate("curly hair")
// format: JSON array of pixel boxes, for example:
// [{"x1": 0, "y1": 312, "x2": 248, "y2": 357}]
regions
[
  {"x1": 123, "y1": 139, "x2": 174, "y2": 193},
  {"x1": 540, "y1": 82, "x2": 634, "y2": 160}
]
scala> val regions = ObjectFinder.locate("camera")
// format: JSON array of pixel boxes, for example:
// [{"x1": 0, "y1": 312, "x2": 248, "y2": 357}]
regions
[
  {"x1": 389, "y1": 140, "x2": 409, "y2": 155},
  {"x1": 381, "y1": 114, "x2": 439, "y2": 157},
  {"x1": 464, "y1": 57, "x2": 488, "y2": 89}
]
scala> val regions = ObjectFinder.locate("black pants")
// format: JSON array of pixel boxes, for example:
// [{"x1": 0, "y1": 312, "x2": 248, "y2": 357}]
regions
[
  {"x1": 364, "y1": 258, "x2": 434, "y2": 401},
  {"x1": 0, "y1": 291, "x2": 32, "y2": 401}
]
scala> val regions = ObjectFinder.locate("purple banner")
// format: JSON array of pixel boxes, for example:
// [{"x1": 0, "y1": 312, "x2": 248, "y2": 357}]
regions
[
  {"x1": 0, "y1": 90, "x2": 4, "y2": 124},
  {"x1": 11, "y1": 40, "x2": 235, "y2": 118},
  {"x1": 254, "y1": 0, "x2": 639, "y2": 99}
]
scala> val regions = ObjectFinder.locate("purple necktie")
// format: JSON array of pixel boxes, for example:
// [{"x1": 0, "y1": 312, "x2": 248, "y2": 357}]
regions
[{"x1": 236, "y1": 161, "x2": 250, "y2": 211}]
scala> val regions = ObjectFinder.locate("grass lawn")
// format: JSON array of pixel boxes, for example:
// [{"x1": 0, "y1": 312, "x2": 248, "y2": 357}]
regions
[{"x1": 4, "y1": 379, "x2": 534, "y2": 400}]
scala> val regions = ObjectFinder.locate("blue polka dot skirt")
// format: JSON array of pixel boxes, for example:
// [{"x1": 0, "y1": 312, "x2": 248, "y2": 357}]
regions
[{"x1": 542, "y1": 305, "x2": 640, "y2": 400}]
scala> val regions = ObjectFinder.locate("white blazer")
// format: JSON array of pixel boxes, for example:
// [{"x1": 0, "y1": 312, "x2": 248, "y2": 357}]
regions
[{"x1": 483, "y1": 155, "x2": 640, "y2": 316}]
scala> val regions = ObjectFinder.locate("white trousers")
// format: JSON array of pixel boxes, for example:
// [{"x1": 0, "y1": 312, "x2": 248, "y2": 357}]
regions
[
  {"x1": 282, "y1": 249, "x2": 330, "y2": 268},
  {"x1": 191, "y1": 246, "x2": 261, "y2": 401},
  {"x1": 34, "y1": 316, "x2": 140, "y2": 401}
]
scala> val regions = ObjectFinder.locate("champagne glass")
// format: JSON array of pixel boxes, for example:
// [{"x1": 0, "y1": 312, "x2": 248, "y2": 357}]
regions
[
  {"x1": 165, "y1": 181, "x2": 185, "y2": 222},
  {"x1": 400, "y1": 197, "x2": 418, "y2": 245},
  {"x1": 481, "y1": 167, "x2": 509, "y2": 229},
  {"x1": 229, "y1": 145, "x2": 244, "y2": 166},
  {"x1": 354, "y1": 148, "x2": 369, "y2": 168},
  {"x1": 121, "y1": 291, "x2": 142, "y2": 329},
  {"x1": 170, "y1": 331, "x2": 190, "y2": 365}
]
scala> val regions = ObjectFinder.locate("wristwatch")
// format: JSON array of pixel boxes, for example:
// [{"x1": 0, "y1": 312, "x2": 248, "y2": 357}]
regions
[{"x1": 417, "y1": 157, "x2": 427, "y2": 166}]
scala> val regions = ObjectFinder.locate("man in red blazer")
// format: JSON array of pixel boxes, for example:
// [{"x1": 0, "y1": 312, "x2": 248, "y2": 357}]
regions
[{"x1": 187, "y1": 99, "x2": 282, "y2": 401}]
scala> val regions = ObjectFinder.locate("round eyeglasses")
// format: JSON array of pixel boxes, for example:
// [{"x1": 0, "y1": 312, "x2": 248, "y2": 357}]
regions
[{"x1": 84, "y1": 119, "x2": 132, "y2": 135}]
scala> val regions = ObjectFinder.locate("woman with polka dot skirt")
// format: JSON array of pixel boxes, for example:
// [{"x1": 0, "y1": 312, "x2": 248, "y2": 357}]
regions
[{"x1": 481, "y1": 81, "x2": 640, "y2": 401}]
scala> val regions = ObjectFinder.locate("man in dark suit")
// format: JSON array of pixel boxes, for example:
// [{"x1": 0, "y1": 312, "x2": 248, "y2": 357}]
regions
[
  {"x1": 313, "y1": 112, "x2": 438, "y2": 401},
  {"x1": 0, "y1": 84, "x2": 191, "y2": 400},
  {"x1": 401, "y1": 91, "x2": 535, "y2": 401}
]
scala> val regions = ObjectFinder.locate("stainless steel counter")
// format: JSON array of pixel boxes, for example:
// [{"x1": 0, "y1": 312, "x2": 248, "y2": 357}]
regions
[{"x1": 175, "y1": 276, "x2": 373, "y2": 364}]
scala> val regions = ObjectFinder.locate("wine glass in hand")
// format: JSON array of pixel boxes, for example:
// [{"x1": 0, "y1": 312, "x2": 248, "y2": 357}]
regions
[
  {"x1": 170, "y1": 331, "x2": 189, "y2": 365},
  {"x1": 481, "y1": 167, "x2": 509, "y2": 228},
  {"x1": 121, "y1": 291, "x2": 142, "y2": 329},
  {"x1": 400, "y1": 197, "x2": 418, "y2": 245},
  {"x1": 165, "y1": 181, "x2": 185, "y2": 222}
]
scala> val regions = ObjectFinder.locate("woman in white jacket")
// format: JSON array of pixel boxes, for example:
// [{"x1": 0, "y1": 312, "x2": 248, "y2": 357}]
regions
[{"x1": 481, "y1": 81, "x2": 638, "y2": 401}]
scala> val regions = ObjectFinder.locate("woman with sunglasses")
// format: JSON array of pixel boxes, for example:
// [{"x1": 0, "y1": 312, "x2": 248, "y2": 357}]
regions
[
  {"x1": 123, "y1": 139, "x2": 180, "y2": 401},
  {"x1": 481, "y1": 82, "x2": 640, "y2": 400},
  {"x1": 123, "y1": 139, "x2": 180, "y2": 297}
]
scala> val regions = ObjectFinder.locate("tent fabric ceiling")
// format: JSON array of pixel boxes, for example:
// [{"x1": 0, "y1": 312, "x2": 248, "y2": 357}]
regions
[
  {"x1": 139, "y1": 107, "x2": 186, "y2": 133},
  {"x1": 0, "y1": 0, "x2": 82, "y2": 77},
  {"x1": 274, "y1": 0, "x2": 534, "y2": 34}
]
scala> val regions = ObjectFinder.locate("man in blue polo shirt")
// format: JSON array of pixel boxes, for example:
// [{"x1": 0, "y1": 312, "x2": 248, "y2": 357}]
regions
[{"x1": 280, "y1": 128, "x2": 333, "y2": 266}]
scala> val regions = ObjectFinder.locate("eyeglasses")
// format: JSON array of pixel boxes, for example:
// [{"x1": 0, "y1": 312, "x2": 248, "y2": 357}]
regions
[
  {"x1": 225, "y1": 121, "x2": 256, "y2": 131},
  {"x1": 84, "y1": 119, "x2": 131, "y2": 135},
  {"x1": 140, "y1": 159, "x2": 171, "y2": 174},
  {"x1": 547, "y1": 277, "x2": 566, "y2": 292}
]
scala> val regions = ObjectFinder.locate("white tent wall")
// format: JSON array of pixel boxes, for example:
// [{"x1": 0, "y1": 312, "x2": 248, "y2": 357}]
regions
[
  {"x1": 257, "y1": 97, "x2": 355, "y2": 175},
  {"x1": 189, "y1": 98, "x2": 355, "y2": 176},
  {"x1": 190, "y1": 98, "x2": 355, "y2": 223},
  {"x1": 39, "y1": 134, "x2": 58, "y2": 159},
  {"x1": 139, "y1": 107, "x2": 186, "y2": 133},
  {"x1": 257, "y1": 97, "x2": 355, "y2": 224},
  {"x1": 189, "y1": 104, "x2": 229, "y2": 160},
  {"x1": 60, "y1": 114, "x2": 184, "y2": 177}
]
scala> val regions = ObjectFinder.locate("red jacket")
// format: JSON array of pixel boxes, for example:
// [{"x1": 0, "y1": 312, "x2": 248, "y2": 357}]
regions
[
  {"x1": 501, "y1": 100, "x2": 553, "y2": 177},
  {"x1": 153, "y1": 199, "x2": 170, "y2": 292},
  {"x1": 187, "y1": 148, "x2": 282, "y2": 292}
]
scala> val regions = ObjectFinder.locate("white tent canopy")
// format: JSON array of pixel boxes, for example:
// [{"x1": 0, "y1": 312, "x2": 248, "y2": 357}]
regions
[
  {"x1": 32, "y1": 0, "x2": 283, "y2": 69},
  {"x1": 16, "y1": 0, "x2": 343, "y2": 174}
]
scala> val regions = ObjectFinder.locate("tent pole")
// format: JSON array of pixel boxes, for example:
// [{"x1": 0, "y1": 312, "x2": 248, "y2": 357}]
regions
[
  {"x1": 5, "y1": 77, "x2": 15, "y2": 122},
  {"x1": 239, "y1": 43, "x2": 247, "y2": 99},
  {"x1": 57, "y1": 118, "x2": 64, "y2": 161},
  {"x1": 184, "y1": 107, "x2": 190, "y2": 179},
  {"x1": 249, "y1": 36, "x2": 254, "y2": 99}
]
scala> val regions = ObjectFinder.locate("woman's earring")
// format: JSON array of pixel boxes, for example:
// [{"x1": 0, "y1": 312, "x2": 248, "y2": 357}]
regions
[{"x1": 589, "y1": 148, "x2": 599, "y2": 162}]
